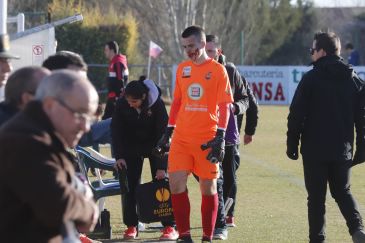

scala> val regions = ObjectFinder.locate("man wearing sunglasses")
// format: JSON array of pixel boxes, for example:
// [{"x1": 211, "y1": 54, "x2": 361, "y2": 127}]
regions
[{"x1": 287, "y1": 31, "x2": 365, "y2": 243}]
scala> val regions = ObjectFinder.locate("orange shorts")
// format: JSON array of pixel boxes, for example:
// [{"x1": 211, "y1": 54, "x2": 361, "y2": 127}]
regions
[{"x1": 168, "y1": 137, "x2": 219, "y2": 179}]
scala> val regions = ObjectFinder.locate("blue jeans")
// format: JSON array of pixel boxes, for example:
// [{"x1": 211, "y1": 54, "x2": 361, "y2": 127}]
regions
[{"x1": 78, "y1": 118, "x2": 112, "y2": 151}]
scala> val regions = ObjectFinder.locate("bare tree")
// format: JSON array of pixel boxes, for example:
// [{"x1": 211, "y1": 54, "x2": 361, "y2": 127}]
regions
[
  {"x1": 111, "y1": 0, "x2": 303, "y2": 65},
  {"x1": 10, "y1": 0, "x2": 306, "y2": 65}
]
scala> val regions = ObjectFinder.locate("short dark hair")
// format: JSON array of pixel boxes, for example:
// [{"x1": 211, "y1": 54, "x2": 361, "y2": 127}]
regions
[
  {"x1": 314, "y1": 31, "x2": 341, "y2": 56},
  {"x1": 181, "y1": 25, "x2": 206, "y2": 42},
  {"x1": 5, "y1": 66, "x2": 49, "y2": 105},
  {"x1": 206, "y1": 34, "x2": 221, "y2": 48},
  {"x1": 42, "y1": 51, "x2": 87, "y2": 71},
  {"x1": 345, "y1": 43, "x2": 354, "y2": 50},
  {"x1": 105, "y1": 41, "x2": 119, "y2": 54}
]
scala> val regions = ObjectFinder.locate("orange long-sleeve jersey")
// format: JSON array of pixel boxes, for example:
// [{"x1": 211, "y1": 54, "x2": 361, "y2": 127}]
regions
[{"x1": 169, "y1": 58, "x2": 233, "y2": 144}]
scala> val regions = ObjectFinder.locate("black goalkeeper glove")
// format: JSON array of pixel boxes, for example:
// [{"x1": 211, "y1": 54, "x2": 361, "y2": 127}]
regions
[
  {"x1": 153, "y1": 127, "x2": 174, "y2": 158},
  {"x1": 201, "y1": 129, "x2": 225, "y2": 163}
]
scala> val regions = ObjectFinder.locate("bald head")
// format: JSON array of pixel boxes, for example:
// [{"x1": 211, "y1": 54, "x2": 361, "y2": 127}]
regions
[
  {"x1": 5, "y1": 66, "x2": 50, "y2": 109},
  {"x1": 37, "y1": 70, "x2": 99, "y2": 147}
]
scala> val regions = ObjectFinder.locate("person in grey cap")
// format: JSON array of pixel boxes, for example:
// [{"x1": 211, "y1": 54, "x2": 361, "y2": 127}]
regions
[{"x1": 0, "y1": 34, "x2": 20, "y2": 101}]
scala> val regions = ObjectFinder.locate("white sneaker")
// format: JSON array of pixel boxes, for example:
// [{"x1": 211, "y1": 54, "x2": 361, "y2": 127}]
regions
[
  {"x1": 138, "y1": 222, "x2": 146, "y2": 231},
  {"x1": 213, "y1": 227, "x2": 228, "y2": 240}
]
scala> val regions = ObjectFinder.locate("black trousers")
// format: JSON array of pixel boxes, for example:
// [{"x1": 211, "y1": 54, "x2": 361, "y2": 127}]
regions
[
  {"x1": 303, "y1": 158, "x2": 363, "y2": 243},
  {"x1": 119, "y1": 154, "x2": 174, "y2": 227},
  {"x1": 215, "y1": 145, "x2": 240, "y2": 229},
  {"x1": 222, "y1": 144, "x2": 240, "y2": 217}
]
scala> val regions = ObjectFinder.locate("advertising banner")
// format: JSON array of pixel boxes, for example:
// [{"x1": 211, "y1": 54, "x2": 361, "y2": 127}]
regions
[
  {"x1": 172, "y1": 64, "x2": 365, "y2": 105},
  {"x1": 236, "y1": 66, "x2": 290, "y2": 105}
]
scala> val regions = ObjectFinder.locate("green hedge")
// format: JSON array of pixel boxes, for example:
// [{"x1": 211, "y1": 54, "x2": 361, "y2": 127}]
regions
[{"x1": 55, "y1": 23, "x2": 131, "y2": 100}]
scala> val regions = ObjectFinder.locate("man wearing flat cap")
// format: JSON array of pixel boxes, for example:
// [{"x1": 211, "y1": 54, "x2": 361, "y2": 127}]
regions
[{"x1": 0, "y1": 34, "x2": 19, "y2": 102}]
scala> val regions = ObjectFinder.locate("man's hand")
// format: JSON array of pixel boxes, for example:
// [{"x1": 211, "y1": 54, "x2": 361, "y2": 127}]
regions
[
  {"x1": 153, "y1": 127, "x2": 174, "y2": 157},
  {"x1": 155, "y1": 169, "x2": 167, "y2": 180},
  {"x1": 286, "y1": 145, "x2": 299, "y2": 160},
  {"x1": 114, "y1": 158, "x2": 127, "y2": 170},
  {"x1": 76, "y1": 202, "x2": 99, "y2": 233},
  {"x1": 243, "y1": 134, "x2": 253, "y2": 145},
  {"x1": 201, "y1": 129, "x2": 225, "y2": 163}
]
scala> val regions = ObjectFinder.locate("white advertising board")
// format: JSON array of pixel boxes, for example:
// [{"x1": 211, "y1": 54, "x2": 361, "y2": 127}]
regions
[
  {"x1": 172, "y1": 64, "x2": 365, "y2": 105},
  {"x1": 236, "y1": 66, "x2": 290, "y2": 105}
]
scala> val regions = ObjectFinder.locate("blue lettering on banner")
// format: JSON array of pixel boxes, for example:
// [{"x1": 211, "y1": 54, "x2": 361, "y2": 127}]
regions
[{"x1": 291, "y1": 69, "x2": 306, "y2": 83}]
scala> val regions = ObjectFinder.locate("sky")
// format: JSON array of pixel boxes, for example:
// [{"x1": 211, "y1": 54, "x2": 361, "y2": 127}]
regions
[{"x1": 311, "y1": 0, "x2": 365, "y2": 7}]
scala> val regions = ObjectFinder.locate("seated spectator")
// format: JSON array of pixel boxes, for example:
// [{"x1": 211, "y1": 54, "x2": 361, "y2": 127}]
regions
[
  {"x1": 43, "y1": 51, "x2": 112, "y2": 150},
  {"x1": 0, "y1": 70, "x2": 99, "y2": 242},
  {"x1": 0, "y1": 66, "x2": 50, "y2": 126}
]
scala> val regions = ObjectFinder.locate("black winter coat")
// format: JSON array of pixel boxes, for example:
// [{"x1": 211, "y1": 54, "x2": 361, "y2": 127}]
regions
[
  {"x1": 111, "y1": 95, "x2": 168, "y2": 166},
  {"x1": 225, "y1": 63, "x2": 258, "y2": 136},
  {"x1": 287, "y1": 55, "x2": 365, "y2": 162},
  {"x1": 225, "y1": 63, "x2": 249, "y2": 116},
  {"x1": 0, "y1": 101, "x2": 96, "y2": 243}
]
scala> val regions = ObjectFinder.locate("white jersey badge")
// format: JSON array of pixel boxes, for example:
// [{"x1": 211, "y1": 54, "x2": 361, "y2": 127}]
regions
[
  {"x1": 188, "y1": 83, "x2": 203, "y2": 100},
  {"x1": 182, "y1": 66, "x2": 192, "y2": 78}
]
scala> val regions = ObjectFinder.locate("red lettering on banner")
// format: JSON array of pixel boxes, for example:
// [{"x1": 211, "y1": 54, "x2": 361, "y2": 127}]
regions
[
  {"x1": 274, "y1": 83, "x2": 285, "y2": 101},
  {"x1": 265, "y1": 83, "x2": 272, "y2": 100},
  {"x1": 251, "y1": 82, "x2": 263, "y2": 100},
  {"x1": 250, "y1": 81, "x2": 286, "y2": 101}
]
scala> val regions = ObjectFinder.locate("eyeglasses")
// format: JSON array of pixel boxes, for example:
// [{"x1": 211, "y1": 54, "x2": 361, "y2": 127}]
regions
[
  {"x1": 55, "y1": 98, "x2": 95, "y2": 124},
  {"x1": 309, "y1": 47, "x2": 316, "y2": 56}
]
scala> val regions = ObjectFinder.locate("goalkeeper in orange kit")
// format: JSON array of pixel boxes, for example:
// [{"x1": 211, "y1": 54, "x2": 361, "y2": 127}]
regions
[{"x1": 155, "y1": 25, "x2": 233, "y2": 242}]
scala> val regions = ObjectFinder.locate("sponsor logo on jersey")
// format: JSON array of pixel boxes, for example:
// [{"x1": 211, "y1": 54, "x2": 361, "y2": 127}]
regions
[
  {"x1": 187, "y1": 83, "x2": 203, "y2": 100},
  {"x1": 182, "y1": 66, "x2": 192, "y2": 78},
  {"x1": 205, "y1": 72, "x2": 212, "y2": 80}
]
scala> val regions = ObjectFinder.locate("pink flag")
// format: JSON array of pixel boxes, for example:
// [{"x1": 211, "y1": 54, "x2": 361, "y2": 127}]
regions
[{"x1": 149, "y1": 41, "x2": 163, "y2": 58}]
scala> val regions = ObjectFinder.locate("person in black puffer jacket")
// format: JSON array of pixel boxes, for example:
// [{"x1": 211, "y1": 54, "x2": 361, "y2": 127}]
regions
[
  {"x1": 111, "y1": 77, "x2": 177, "y2": 240},
  {"x1": 286, "y1": 31, "x2": 365, "y2": 243}
]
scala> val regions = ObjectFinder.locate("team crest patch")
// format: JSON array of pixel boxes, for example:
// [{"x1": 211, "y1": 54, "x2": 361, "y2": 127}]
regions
[
  {"x1": 182, "y1": 66, "x2": 192, "y2": 78},
  {"x1": 188, "y1": 83, "x2": 203, "y2": 100},
  {"x1": 205, "y1": 72, "x2": 212, "y2": 80}
]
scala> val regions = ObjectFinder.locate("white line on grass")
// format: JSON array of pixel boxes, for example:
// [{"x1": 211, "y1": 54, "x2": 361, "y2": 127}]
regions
[{"x1": 241, "y1": 153, "x2": 365, "y2": 214}]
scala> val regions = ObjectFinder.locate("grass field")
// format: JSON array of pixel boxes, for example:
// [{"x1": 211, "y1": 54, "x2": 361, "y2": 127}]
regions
[{"x1": 94, "y1": 105, "x2": 365, "y2": 243}]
